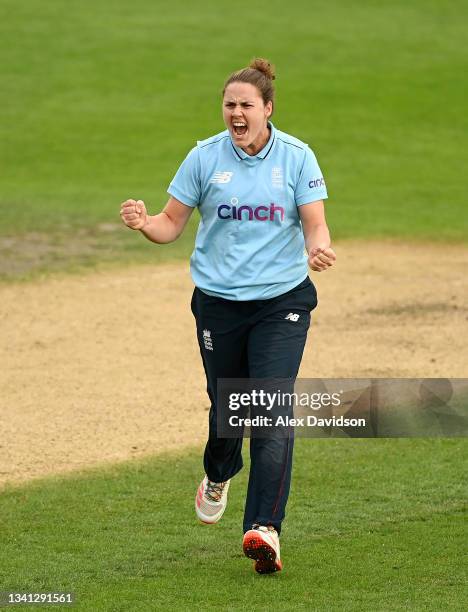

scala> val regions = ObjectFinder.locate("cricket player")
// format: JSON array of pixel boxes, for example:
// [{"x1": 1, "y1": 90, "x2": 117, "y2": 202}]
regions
[{"x1": 120, "y1": 58, "x2": 336, "y2": 574}]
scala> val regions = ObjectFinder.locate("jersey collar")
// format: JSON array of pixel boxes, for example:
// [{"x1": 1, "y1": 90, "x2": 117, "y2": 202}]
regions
[{"x1": 230, "y1": 122, "x2": 276, "y2": 161}]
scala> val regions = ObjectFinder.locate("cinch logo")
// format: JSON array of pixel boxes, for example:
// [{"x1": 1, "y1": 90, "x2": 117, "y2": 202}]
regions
[
  {"x1": 217, "y1": 199, "x2": 284, "y2": 222},
  {"x1": 309, "y1": 177, "x2": 325, "y2": 188}
]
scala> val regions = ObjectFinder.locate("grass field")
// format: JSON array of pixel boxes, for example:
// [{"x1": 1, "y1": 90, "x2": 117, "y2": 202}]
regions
[
  {"x1": 1, "y1": 2, "x2": 467, "y2": 610},
  {"x1": 0, "y1": 439, "x2": 466, "y2": 611},
  {"x1": 1, "y1": 0, "x2": 467, "y2": 279}
]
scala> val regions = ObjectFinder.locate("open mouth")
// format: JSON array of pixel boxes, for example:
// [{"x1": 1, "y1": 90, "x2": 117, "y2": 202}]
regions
[{"x1": 232, "y1": 122, "x2": 248, "y2": 136}]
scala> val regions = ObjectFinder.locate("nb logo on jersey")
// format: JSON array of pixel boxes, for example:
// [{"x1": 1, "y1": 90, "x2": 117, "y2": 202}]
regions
[
  {"x1": 210, "y1": 171, "x2": 233, "y2": 184},
  {"x1": 285, "y1": 313, "x2": 300, "y2": 322}
]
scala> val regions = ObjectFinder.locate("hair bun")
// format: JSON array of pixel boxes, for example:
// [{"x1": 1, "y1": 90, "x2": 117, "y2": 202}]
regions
[{"x1": 249, "y1": 57, "x2": 275, "y2": 80}]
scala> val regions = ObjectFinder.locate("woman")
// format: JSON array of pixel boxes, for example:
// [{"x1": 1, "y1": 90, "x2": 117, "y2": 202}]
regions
[{"x1": 120, "y1": 58, "x2": 336, "y2": 574}]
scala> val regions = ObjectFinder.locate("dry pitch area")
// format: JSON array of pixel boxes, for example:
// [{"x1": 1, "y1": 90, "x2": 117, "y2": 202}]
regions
[{"x1": 1, "y1": 241, "x2": 467, "y2": 487}]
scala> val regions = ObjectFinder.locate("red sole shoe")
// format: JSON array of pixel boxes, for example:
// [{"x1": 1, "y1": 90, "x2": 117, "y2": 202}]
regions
[{"x1": 243, "y1": 530, "x2": 283, "y2": 574}]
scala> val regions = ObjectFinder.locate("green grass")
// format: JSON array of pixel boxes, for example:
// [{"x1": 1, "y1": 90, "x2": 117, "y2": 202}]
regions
[
  {"x1": 1, "y1": 1, "x2": 467, "y2": 278},
  {"x1": 0, "y1": 439, "x2": 466, "y2": 611}
]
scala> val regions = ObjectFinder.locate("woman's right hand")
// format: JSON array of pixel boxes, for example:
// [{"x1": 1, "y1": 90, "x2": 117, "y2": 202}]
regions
[{"x1": 120, "y1": 199, "x2": 148, "y2": 230}]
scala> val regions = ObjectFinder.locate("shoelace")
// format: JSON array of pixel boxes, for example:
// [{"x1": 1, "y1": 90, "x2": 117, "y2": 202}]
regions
[
  {"x1": 252, "y1": 524, "x2": 277, "y2": 535},
  {"x1": 205, "y1": 480, "x2": 226, "y2": 502}
]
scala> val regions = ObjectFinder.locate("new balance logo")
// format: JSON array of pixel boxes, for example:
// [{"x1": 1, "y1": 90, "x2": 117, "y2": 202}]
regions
[
  {"x1": 210, "y1": 171, "x2": 233, "y2": 184},
  {"x1": 285, "y1": 313, "x2": 300, "y2": 322}
]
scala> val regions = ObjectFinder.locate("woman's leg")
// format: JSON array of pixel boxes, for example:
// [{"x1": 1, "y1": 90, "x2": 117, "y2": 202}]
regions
[
  {"x1": 244, "y1": 278, "x2": 317, "y2": 534},
  {"x1": 191, "y1": 288, "x2": 250, "y2": 483}
]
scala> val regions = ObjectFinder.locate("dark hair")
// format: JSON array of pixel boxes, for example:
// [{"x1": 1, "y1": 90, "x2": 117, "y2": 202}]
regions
[{"x1": 223, "y1": 58, "x2": 276, "y2": 111}]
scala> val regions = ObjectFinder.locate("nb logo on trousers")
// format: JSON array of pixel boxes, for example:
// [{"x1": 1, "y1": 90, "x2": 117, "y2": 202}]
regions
[{"x1": 285, "y1": 313, "x2": 300, "y2": 322}]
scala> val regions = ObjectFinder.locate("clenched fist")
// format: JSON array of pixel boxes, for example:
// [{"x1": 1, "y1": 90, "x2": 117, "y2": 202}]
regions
[
  {"x1": 120, "y1": 199, "x2": 148, "y2": 230},
  {"x1": 308, "y1": 247, "x2": 336, "y2": 272}
]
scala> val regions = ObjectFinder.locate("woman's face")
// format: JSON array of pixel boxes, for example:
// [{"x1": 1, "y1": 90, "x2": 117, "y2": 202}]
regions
[{"x1": 223, "y1": 82, "x2": 272, "y2": 154}]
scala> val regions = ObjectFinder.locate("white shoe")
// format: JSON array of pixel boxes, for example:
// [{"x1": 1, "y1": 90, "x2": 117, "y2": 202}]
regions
[
  {"x1": 243, "y1": 525, "x2": 283, "y2": 573},
  {"x1": 195, "y1": 476, "x2": 230, "y2": 524}
]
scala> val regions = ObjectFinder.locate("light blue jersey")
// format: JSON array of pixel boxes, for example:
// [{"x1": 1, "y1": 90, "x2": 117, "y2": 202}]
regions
[{"x1": 168, "y1": 122, "x2": 328, "y2": 300}]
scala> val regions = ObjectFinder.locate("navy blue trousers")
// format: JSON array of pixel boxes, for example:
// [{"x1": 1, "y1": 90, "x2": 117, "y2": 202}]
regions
[{"x1": 191, "y1": 276, "x2": 317, "y2": 535}]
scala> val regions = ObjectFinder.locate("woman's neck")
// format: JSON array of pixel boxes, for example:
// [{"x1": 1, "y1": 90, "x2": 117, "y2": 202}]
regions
[{"x1": 243, "y1": 124, "x2": 271, "y2": 156}]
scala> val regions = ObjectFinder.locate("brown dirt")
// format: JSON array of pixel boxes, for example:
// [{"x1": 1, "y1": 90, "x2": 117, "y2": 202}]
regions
[{"x1": 1, "y1": 241, "x2": 467, "y2": 487}]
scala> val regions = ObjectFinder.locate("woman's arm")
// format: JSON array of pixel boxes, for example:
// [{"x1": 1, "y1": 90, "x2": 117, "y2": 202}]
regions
[
  {"x1": 298, "y1": 200, "x2": 336, "y2": 272},
  {"x1": 120, "y1": 196, "x2": 195, "y2": 244}
]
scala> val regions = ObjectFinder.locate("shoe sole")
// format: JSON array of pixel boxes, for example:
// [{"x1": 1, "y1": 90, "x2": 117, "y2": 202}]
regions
[{"x1": 243, "y1": 531, "x2": 283, "y2": 574}]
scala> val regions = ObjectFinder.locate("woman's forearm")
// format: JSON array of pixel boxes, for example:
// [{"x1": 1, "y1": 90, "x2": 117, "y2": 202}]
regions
[
  {"x1": 304, "y1": 223, "x2": 331, "y2": 254},
  {"x1": 139, "y1": 212, "x2": 181, "y2": 244}
]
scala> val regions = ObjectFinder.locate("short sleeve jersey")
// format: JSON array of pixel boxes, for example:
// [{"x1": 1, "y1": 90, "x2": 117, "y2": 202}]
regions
[{"x1": 168, "y1": 122, "x2": 328, "y2": 300}]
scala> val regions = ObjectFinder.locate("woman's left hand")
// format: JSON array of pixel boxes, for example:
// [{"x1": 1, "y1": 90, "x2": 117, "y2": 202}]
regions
[{"x1": 308, "y1": 247, "x2": 336, "y2": 272}]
